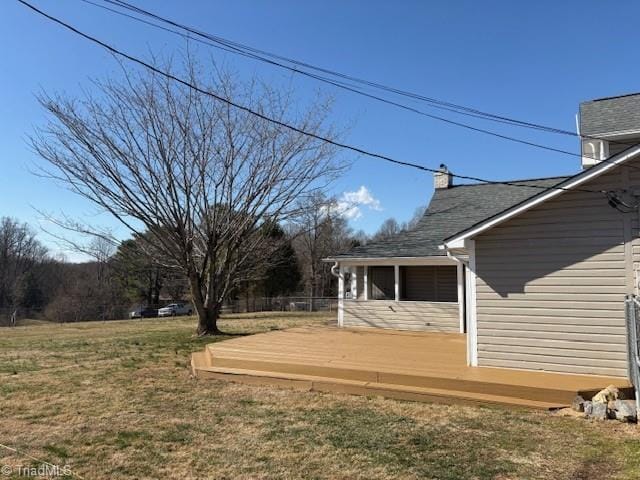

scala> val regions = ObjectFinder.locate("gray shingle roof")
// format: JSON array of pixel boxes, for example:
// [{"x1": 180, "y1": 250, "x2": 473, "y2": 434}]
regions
[
  {"x1": 333, "y1": 176, "x2": 568, "y2": 259},
  {"x1": 580, "y1": 93, "x2": 640, "y2": 137}
]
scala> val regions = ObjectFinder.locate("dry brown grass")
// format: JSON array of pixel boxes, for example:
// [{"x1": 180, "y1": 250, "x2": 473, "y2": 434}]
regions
[{"x1": 1, "y1": 313, "x2": 640, "y2": 479}]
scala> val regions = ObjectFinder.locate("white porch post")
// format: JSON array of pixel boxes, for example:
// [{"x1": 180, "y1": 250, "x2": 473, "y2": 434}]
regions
[
  {"x1": 363, "y1": 266, "x2": 368, "y2": 300},
  {"x1": 394, "y1": 264, "x2": 400, "y2": 301},
  {"x1": 338, "y1": 264, "x2": 344, "y2": 327},
  {"x1": 466, "y1": 240, "x2": 478, "y2": 366},
  {"x1": 351, "y1": 266, "x2": 357, "y2": 299},
  {"x1": 457, "y1": 261, "x2": 464, "y2": 333}
]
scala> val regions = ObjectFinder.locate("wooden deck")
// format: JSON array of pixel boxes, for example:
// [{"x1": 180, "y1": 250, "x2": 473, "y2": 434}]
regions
[{"x1": 191, "y1": 326, "x2": 631, "y2": 409}]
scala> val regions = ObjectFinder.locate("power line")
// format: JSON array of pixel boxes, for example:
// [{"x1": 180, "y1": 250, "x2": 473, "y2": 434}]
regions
[
  {"x1": 80, "y1": 0, "x2": 536, "y2": 130},
  {"x1": 85, "y1": 1, "x2": 558, "y2": 132},
  {"x1": 97, "y1": 0, "x2": 638, "y2": 151},
  {"x1": 103, "y1": 0, "x2": 577, "y2": 135},
  {"x1": 16, "y1": 0, "x2": 618, "y2": 198},
  {"x1": 73, "y1": 0, "x2": 586, "y2": 160},
  {"x1": 77, "y1": 0, "x2": 640, "y2": 164}
]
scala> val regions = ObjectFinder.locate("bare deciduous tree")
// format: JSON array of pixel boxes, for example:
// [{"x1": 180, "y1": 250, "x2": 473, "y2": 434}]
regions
[
  {"x1": 370, "y1": 204, "x2": 426, "y2": 242},
  {"x1": 0, "y1": 217, "x2": 48, "y2": 313},
  {"x1": 31, "y1": 59, "x2": 345, "y2": 334},
  {"x1": 404, "y1": 204, "x2": 427, "y2": 231},
  {"x1": 291, "y1": 192, "x2": 356, "y2": 299},
  {"x1": 373, "y1": 217, "x2": 401, "y2": 241}
]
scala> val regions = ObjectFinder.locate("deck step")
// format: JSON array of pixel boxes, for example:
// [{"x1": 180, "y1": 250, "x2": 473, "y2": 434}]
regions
[
  {"x1": 193, "y1": 365, "x2": 565, "y2": 410},
  {"x1": 192, "y1": 326, "x2": 630, "y2": 410},
  {"x1": 205, "y1": 353, "x2": 586, "y2": 404}
]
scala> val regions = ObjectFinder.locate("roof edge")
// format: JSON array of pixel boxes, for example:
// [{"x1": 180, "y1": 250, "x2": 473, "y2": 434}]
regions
[
  {"x1": 583, "y1": 92, "x2": 640, "y2": 103},
  {"x1": 451, "y1": 175, "x2": 569, "y2": 188},
  {"x1": 443, "y1": 145, "x2": 640, "y2": 248},
  {"x1": 322, "y1": 256, "x2": 456, "y2": 265}
]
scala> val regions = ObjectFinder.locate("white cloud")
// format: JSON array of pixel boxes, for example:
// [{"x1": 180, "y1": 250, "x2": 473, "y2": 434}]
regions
[
  {"x1": 342, "y1": 186, "x2": 382, "y2": 211},
  {"x1": 332, "y1": 186, "x2": 382, "y2": 220}
]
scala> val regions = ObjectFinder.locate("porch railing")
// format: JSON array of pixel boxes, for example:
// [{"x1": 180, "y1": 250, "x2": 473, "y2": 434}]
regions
[{"x1": 624, "y1": 294, "x2": 640, "y2": 412}]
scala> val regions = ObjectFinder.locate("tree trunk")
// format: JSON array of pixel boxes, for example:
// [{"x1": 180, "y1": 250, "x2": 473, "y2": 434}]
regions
[
  {"x1": 146, "y1": 278, "x2": 153, "y2": 306},
  {"x1": 188, "y1": 273, "x2": 223, "y2": 336},
  {"x1": 152, "y1": 271, "x2": 161, "y2": 306},
  {"x1": 196, "y1": 304, "x2": 222, "y2": 336}
]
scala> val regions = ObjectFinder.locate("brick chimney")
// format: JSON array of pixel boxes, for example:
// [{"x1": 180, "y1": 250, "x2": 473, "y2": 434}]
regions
[{"x1": 434, "y1": 164, "x2": 452, "y2": 189}]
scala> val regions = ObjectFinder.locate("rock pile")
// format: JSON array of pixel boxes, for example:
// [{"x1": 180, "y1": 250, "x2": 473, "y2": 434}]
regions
[{"x1": 569, "y1": 385, "x2": 637, "y2": 423}]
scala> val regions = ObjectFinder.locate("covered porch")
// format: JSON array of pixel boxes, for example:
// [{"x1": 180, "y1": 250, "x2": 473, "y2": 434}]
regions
[
  {"x1": 191, "y1": 325, "x2": 631, "y2": 409},
  {"x1": 335, "y1": 256, "x2": 466, "y2": 334}
]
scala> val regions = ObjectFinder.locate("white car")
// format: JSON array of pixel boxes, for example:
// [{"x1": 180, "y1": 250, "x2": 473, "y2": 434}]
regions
[{"x1": 158, "y1": 303, "x2": 193, "y2": 317}]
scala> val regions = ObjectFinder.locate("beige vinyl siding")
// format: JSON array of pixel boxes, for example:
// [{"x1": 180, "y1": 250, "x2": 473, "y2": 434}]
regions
[
  {"x1": 343, "y1": 300, "x2": 459, "y2": 332},
  {"x1": 629, "y1": 165, "x2": 640, "y2": 295},
  {"x1": 475, "y1": 165, "x2": 635, "y2": 377}
]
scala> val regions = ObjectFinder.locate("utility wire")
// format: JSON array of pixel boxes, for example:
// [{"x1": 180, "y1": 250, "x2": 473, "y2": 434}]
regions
[
  {"x1": 79, "y1": 0, "x2": 538, "y2": 128},
  {"x1": 98, "y1": 0, "x2": 640, "y2": 176},
  {"x1": 103, "y1": 0, "x2": 579, "y2": 135},
  {"x1": 98, "y1": 0, "x2": 638, "y2": 150},
  {"x1": 74, "y1": 0, "x2": 585, "y2": 160},
  {"x1": 72, "y1": 0, "x2": 640, "y2": 164},
  {"x1": 81, "y1": 1, "x2": 559, "y2": 132},
  {"x1": 16, "y1": 0, "x2": 619, "y2": 197}
]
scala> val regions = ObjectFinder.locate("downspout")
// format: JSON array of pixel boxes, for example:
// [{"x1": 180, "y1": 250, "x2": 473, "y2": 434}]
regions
[
  {"x1": 446, "y1": 250, "x2": 467, "y2": 265},
  {"x1": 330, "y1": 261, "x2": 341, "y2": 278},
  {"x1": 446, "y1": 250, "x2": 467, "y2": 334}
]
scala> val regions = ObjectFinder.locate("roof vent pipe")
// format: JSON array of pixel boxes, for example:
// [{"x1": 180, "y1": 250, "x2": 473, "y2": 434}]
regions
[{"x1": 434, "y1": 164, "x2": 452, "y2": 189}]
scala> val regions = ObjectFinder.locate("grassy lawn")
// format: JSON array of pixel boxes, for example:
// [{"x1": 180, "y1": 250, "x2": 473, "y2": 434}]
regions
[{"x1": 1, "y1": 314, "x2": 640, "y2": 480}]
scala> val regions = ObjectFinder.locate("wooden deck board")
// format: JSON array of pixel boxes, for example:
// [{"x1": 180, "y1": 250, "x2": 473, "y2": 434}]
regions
[{"x1": 193, "y1": 325, "x2": 631, "y2": 409}]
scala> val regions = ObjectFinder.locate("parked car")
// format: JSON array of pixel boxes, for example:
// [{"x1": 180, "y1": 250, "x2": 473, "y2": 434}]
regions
[
  {"x1": 129, "y1": 306, "x2": 158, "y2": 319},
  {"x1": 158, "y1": 303, "x2": 193, "y2": 317}
]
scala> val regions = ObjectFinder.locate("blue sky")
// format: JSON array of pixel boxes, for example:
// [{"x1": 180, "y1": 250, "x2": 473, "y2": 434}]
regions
[{"x1": 2, "y1": 1, "x2": 640, "y2": 260}]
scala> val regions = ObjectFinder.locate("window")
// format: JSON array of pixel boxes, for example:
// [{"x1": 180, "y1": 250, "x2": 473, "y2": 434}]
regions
[
  {"x1": 400, "y1": 266, "x2": 457, "y2": 302},
  {"x1": 369, "y1": 266, "x2": 394, "y2": 300}
]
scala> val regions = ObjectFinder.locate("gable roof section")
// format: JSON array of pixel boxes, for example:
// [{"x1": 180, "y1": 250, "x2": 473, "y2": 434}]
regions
[
  {"x1": 331, "y1": 176, "x2": 567, "y2": 260},
  {"x1": 445, "y1": 145, "x2": 640, "y2": 249},
  {"x1": 580, "y1": 93, "x2": 640, "y2": 137}
]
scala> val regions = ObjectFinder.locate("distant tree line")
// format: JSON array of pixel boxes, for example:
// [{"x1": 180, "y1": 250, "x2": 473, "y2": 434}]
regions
[{"x1": 0, "y1": 200, "x2": 424, "y2": 324}]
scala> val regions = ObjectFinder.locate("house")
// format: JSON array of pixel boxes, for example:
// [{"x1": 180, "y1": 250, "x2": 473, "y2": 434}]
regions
[
  {"x1": 192, "y1": 94, "x2": 640, "y2": 408},
  {"x1": 326, "y1": 93, "x2": 640, "y2": 379}
]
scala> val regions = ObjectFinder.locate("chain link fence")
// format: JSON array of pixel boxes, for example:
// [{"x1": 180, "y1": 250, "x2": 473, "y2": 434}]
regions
[
  {"x1": 0, "y1": 296, "x2": 338, "y2": 326},
  {"x1": 225, "y1": 297, "x2": 338, "y2": 314},
  {"x1": 625, "y1": 295, "x2": 640, "y2": 412}
]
